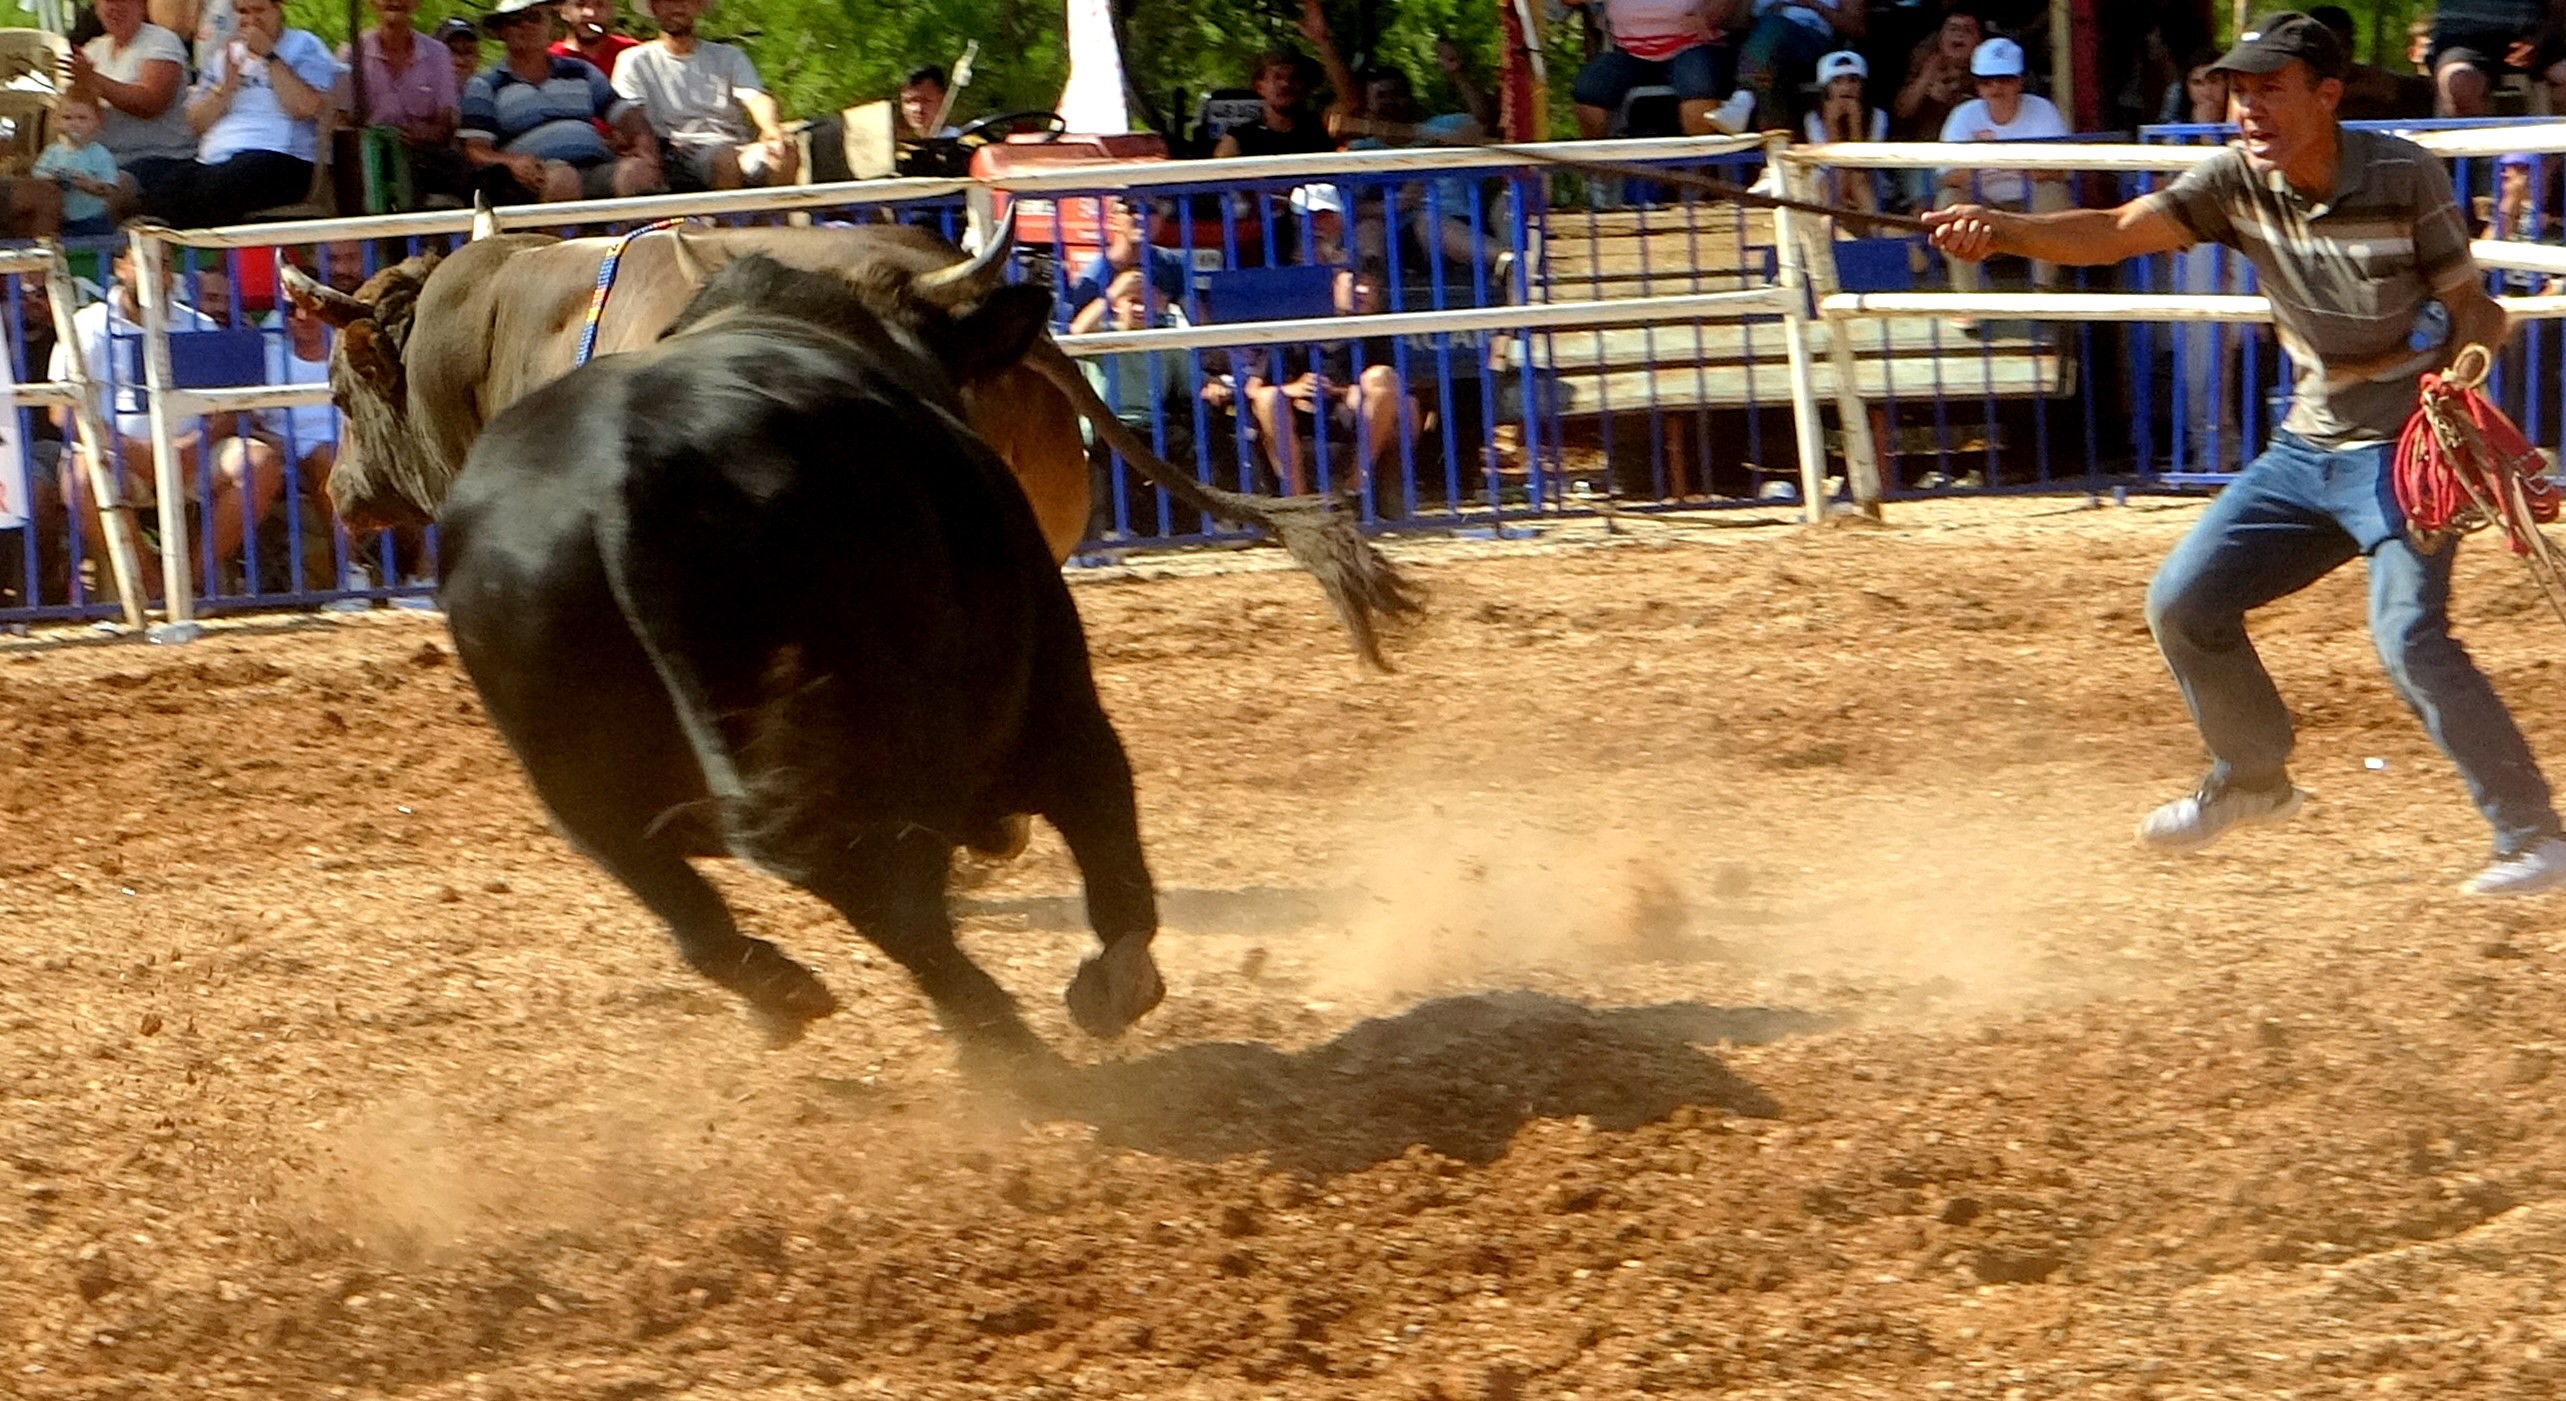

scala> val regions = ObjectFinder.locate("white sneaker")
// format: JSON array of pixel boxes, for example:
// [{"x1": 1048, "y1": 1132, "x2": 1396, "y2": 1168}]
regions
[
  {"x1": 2137, "y1": 777, "x2": 2306, "y2": 852},
  {"x1": 2461, "y1": 838, "x2": 2566, "y2": 897},
  {"x1": 1707, "y1": 91, "x2": 1756, "y2": 136}
]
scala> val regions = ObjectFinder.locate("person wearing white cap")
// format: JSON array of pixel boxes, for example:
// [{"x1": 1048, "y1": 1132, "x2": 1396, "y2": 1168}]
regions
[
  {"x1": 1800, "y1": 50, "x2": 1886, "y2": 216},
  {"x1": 1705, "y1": 0, "x2": 1866, "y2": 136},
  {"x1": 1933, "y1": 36, "x2": 2070, "y2": 297}
]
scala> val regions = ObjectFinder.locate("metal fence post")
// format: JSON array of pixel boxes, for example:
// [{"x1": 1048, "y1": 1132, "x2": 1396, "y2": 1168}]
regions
[
  {"x1": 44, "y1": 244, "x2": 150, "y2": 629},
  {"x1": 1763, "y1": 133, "x2": 1831, "y2": 524},
  {"x1": 131, "y1": 229, "x2": 198, "y2": 641},
  {"x1": 1776, "y1": 149, "x2": 1886, "y2": 518}
]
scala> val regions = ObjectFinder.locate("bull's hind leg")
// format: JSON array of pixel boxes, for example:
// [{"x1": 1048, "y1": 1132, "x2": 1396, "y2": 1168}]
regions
[
  {"x1": 1034, "y1": 693, "x2": 1165, "y2": 1039},
  {"x1": 578, "y1": 832, "x2": 842, "y2": 1046},
  {"x1": 805, "y1": 828, "x2": 1046, "y2": 1064}
]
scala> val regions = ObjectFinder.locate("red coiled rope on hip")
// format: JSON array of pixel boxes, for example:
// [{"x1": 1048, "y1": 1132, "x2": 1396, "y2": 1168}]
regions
[{"x1": 2392, "y1": 343, "x2": 2566, "y2": 623}]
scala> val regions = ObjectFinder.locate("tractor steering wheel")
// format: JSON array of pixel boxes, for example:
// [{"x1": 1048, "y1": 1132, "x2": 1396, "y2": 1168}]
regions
[{"x1": 956, "y1": 110, "x2": 1070, "y2": 145}]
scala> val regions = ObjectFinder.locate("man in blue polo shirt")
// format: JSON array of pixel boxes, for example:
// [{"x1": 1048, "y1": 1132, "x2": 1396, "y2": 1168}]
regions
[{"x1": 459, "y1": 0, "x2": 661, "y2": 203}]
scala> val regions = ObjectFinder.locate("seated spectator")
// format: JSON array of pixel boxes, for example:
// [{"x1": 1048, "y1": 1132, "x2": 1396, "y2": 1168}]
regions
[
  {"x1": 1213, "y1": 32, "x2": 1333, "y2": 157},
  {"x1": 1714, "y1": 0, "x2": 1866, "y2": 135},
  {"x1": 2479, "y1": 150, "x2": 2563, "y2": 294},
  {"x1": 261, "y1": 280, "x2": 335, "y2": 488},
  {"x1": 1564, "y1": 0, "x2": 1736, "y2": 139},
  {"x1": 436, "y1": 16, "x2": 481, "y2": 92},
  {"x1": 1064, "y1": 198, "x2": 1190, "y2": 334},
  {"x1": 613, "y1": 0, "x2": 797, "y2": 191},
  {"x1": 1934, "y1": 37, "x2": 2070, "y2": 298},
  {"x1": 1242, "y1": 263, "x2": 1413, "y2": 497},
  {"x1": 1892, "y1": 7, "x2": 1982, "y2": 209},
  {"x1": 551, "y1": 0, "x2": 637, "y2": 80},
  {"x1": 2157, "y1": 45, "x2": 2229, "y2": 124},
  {"x1": 899, "y1": 63, "x2": 958, "y2": 140},
  {"x1": 1083, "y1": 268, "x2": 1200, "y2": 534},
  {"x1": 346, "y1": 0, "x2": 468, "y2": 205},
  {"x1": 1302, "y1": 4, "x2": 1493, "y2": 267},
  {"x1": 71, "y1": 0, "x2": 195, "y2": 218},
  {"x1": 2309, "y1": 5, "x2": 2434, "y2": 119},
  {"x1": 36, "y1": 94, "x2": 122, "y2": 237},
  {"x1": 1799, "y1": 50, "x2": 1886, "y2": 219},
  {"x1": 145, "y1": 0, "x2": 342, "y2": 227},
  {"x1": 461, "y1": 0, "x2": 662, "y2": 203},
  {"x1": 53, "y1": 244, "x2": 282, "y2": 600},
  {"x1": 2427, "y1": 0, "x2": 2563, "y2": 116}
]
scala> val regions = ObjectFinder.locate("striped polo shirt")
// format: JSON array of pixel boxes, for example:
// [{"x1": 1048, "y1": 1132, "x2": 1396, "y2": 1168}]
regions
[
  {"x1": 2140, "y1": 127, "x2": 2479, "y2": 448},
  {"x1": 460, "y1": 56, "x2": 633, "y2": 166}
]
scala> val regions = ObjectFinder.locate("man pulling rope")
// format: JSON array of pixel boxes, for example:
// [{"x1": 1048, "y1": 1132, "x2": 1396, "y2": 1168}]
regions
[{"x1": 1925, "y1": 10, "x2": 2566, "y2": 896}]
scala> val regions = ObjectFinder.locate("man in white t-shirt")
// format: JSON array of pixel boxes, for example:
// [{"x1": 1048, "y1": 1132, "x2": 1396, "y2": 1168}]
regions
[
  {"x1": 52, "y1": 245, "x2": 282, "y2": 599},
  {"x1": 146, "y1": 0, "x2": 343, "y2": 226},
  {"x1": 1935, "y1": 37, "x2": 2073, "y2": 295},
  {"x1": 612, "y1": 0, "x2": 796, "y2": 190}
]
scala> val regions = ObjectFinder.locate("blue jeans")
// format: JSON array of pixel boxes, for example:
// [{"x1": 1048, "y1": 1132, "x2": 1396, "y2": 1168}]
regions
[
  {"x1": 2145, "y1": 431, "x2": 2560, "y2": 853},
  {"x1": 1570, "y1": 43, "x2": 1731, "y2": 109}
]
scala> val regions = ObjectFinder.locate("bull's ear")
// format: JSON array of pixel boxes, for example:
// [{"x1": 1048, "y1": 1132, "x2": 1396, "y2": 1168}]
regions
[
  {"x1": 339, "y1": 319, "x2": 401, "y2": 397},
  {"x1": 281, "y1": 265, "x2": 372, "y2": 329},
  {"x1": 944, "y1": 284, "x2": 1057, "y2": 383}
]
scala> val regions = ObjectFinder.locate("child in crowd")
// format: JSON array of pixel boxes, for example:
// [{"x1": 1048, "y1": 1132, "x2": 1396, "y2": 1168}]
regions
[
  {"x1": 1801, "y1": 49, "x2": 1886, "y2": 217},
  {"x1": 34, "y1": 93, "x2": 120, "y2": 237}
]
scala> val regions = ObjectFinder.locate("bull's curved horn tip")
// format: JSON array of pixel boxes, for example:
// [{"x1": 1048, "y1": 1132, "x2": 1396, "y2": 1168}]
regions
[
  {"x1": 918, "y1": 207, "x2": 1018, "y2": 292},
  {"x1": 470, "y1": 192, "x2": 499, "y2": 242}
]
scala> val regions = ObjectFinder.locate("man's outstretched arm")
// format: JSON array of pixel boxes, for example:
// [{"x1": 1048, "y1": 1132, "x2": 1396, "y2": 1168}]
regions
[{"x1": 1924, "y1": 197, "x2": 2196, "y2": 269}]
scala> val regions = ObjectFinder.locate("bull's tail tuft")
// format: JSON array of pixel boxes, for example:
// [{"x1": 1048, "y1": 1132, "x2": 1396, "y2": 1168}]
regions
[{"x1": 1024, "y1": 341, "x2": 1422, "y2": 669}]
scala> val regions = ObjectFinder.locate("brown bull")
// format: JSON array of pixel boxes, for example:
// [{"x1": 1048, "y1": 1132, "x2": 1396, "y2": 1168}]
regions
[{"x1": 285, "y1": 222, "x2": 1415, "y2": 663}]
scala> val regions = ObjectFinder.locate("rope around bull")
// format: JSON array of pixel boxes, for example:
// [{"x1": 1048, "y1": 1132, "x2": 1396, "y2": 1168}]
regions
[
  {"x1": 2394, "y1": 342, "x2": 2566, "y2": 623},
  {"x1": 575, "y1": 217, "x2": 694, "y2": 367}
]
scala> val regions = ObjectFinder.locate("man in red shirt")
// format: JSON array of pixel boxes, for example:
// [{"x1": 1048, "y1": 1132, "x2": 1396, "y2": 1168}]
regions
[{"x1": 550, "y1": 0, "x2": 634, "y2": 78}]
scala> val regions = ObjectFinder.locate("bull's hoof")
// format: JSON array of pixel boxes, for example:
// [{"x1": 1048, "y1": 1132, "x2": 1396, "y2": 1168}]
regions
[
  {"x1": 723, "y1": 941, "x2": 839, "y2": 1049},
  {"x1": 1064, "y1": 939, "x2": 1164, "y2": 1039}
]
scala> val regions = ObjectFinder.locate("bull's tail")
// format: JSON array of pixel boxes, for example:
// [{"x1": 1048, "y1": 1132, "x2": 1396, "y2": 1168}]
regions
[
  {"x1": 1021, "y1": 339, "x2": 1421, "y2": 670},
  {"x1": 591, "y1": 476, "x2": 762, "y2": 853}
]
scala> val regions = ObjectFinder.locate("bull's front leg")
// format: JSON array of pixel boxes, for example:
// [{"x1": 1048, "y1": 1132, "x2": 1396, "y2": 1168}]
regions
[
  {"x1": 1036, "y1": 696, "x2": 1165, "y2": 1040},
  {"x1": 808, "y1": 828, "x2": 1050, "y2": 1065}
]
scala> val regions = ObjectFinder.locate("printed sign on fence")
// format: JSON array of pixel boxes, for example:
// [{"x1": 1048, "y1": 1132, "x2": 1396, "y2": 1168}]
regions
[{"x1": 0, "y1": 348, "x2": 22, "y2": 530}]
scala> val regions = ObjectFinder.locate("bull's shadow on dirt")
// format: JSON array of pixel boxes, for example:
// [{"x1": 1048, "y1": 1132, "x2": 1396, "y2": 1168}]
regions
[{"x1": 1035, "y1": 992, "x2": 1829, "y2": 1177}]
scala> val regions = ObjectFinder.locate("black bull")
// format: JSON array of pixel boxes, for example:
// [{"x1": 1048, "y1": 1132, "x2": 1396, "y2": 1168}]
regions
[
  {"x1": 444, "y1": 254, "x2": 1165, "y2": 1053},
  {"x1": 284, "y1": 222, "x2": 1419, "y2": 668}
]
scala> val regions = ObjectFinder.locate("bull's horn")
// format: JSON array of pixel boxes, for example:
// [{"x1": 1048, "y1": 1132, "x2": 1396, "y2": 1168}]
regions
[
  {"x1": 917, "y1": 207, "x2": 1017, "y2": 294},
  {"x1": 470, "y1": 191, "x2": 499, "y2": 242},
  {"x1": 281, "y1": 264, "x2": 372, "y2": 328},
  {"x1": 669, "y1": 227, "x2": 710, "y2": 286}
]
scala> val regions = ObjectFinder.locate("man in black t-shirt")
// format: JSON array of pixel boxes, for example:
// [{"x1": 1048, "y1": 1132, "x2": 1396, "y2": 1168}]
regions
[{"x1": 2428, "y1": 0, "x2": 2563, "y2": 115}]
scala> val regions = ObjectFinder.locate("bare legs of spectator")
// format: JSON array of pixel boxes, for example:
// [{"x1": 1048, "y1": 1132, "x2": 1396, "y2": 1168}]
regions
[
  {"x1": 60, "y1": 436, "x2": 285, "y2": 601},
  {"x1": 704, "y1": 140, "x2": 801, "y2": 190},
  {"x1": 2438, "y1": 58, "x2": 2491, "y2": 117},
  {"x1": 1248, "y1": 365, "x2": 1408, "y2": 497}
]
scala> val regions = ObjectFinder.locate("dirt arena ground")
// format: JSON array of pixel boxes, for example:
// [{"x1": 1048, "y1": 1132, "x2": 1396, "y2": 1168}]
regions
[{"x1": 8, "y1": 496, "x2": 2566, "y2": 1400}]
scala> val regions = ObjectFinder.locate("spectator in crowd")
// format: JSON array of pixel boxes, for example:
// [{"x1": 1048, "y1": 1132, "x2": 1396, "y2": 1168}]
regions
[
  {"x1": 1891, "y1": 6, "x2": 1980, "y2": 208},
  {"x1": 70, "y1": 0, "x2": 195, "y2": 216},
  {"x1": 261, "y1": 281, "x2": 337, "y2": 510},
  {"x1": 1936, "y1": 37, "x2": 2071, "y2": 297},
  {"x1": 1289, "y1": 179, "x2": 1350, "y2": 263},
  {"x1": 2478, "y1": 150, "x2": 2562, "y2": 294},
  {"x1": 2158, "y1": 44, "x2": 2229, "y2": 123},
  {"x1": 35, "y1": 93, "x2": 122, "y2": 237},
  {"x1": 346, "y1": 0, "x2": 468, "y2": 204},
  {"x1": 552, "y1": 0, "x2": 637, "y2": 80},
  {"x1": 2409, "y1": 15, "x2": 2436, "y2": 72},
  {"x1": 147, "y1": 0, "x2": 341, "y2": 227},
  {"x1": 1800, "y1": 50, "x2": 1886, "y2": 218},
  {"x1": 2308, "y1": 5, "x2": 2433, "y2": 119},
  {"x1": 1213, "y1": 39, "x2": 1333, "y2": 157},
  {"x1": 53, "y1": 244, "x2": 281, "y2": 600},
  {"x1": 1299, "y1": 2, "x2": 1491, "y2": 266},
  {"x1": 613, "y1": 0, "x2": 797, "y2": 191},
  {"x1": 462, "y1": 0, "x2": 662, "y2": 203},
  {"x1": 1714, "y1": 0, "x2": 1867, "y2": 135},
  {"x1": 2427, "y1": 0, "x2": 2563, "y2": 116},
  {"x1": 899, "y1": 63, "x2": 958, "y2": 140},
  {"x1": 1563, "y1": 0, "x2": 1735, "y2": 139},
  {"x1": 1065, "y1": 197, "x2": 1190, "y2": 334},
  {"x1": 1895, "y1": 7, "x2": 1982, "y2": 137},
  {"x1": 1242, "y1": 261, "x2": 1413, "y2": 497},
  {"x1": 437, "y1": 16, "x2": 482, "y2": 93},
  {"x1": 1083, "y1": 267, "x2": 1199, "y2": 534}
]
